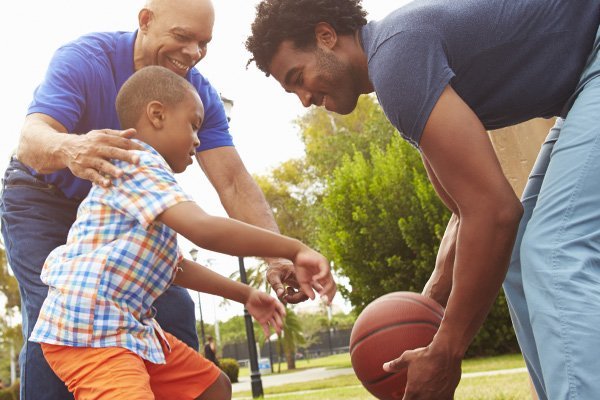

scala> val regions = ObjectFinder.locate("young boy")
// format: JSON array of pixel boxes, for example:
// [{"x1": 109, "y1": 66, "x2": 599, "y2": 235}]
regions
[{"x1": 29, "y1": 66, "x2": 336, "y2": 400}]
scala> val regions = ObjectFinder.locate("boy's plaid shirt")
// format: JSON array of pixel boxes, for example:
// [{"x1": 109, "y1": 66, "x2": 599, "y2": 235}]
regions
[{"x1": 30, "y1": 141, "x2": 193, "y2": 363}]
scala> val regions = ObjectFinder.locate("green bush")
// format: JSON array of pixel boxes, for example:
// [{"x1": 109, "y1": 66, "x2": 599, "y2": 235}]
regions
[{"x1": 219, "y1": 358, "x2": 239, "y2": 383}]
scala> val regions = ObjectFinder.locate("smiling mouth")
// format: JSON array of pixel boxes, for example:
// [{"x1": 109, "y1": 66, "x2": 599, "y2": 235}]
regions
[{"x1": 168, "y1": 57, "x2": 189, "y2": 72}]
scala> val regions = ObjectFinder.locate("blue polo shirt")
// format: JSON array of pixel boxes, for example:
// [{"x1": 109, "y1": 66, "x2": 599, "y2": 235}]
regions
[{"x1": 28, "y1": 31, "x2": 232, "y2": 199}]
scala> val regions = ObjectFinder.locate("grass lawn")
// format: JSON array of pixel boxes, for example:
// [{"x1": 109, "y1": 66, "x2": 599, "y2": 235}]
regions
[{"x1": 233, "y1": 353, "x2": 532, "y2": 399}]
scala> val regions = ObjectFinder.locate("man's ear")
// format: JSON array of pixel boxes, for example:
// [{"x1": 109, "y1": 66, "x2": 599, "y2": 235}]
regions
[
  {"x1": 314, "y1": 22, "x2": 338, "y2": 49},
  {"x1": 138, "y1": 8, "x2": 152, "y2": 33},
  {"x1": 147, "y1": 101, "x2": 166, "y2": 129}
]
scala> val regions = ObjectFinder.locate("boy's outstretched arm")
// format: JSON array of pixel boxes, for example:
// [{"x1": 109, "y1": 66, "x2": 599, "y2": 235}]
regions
[
  {"x1": 157, "y1": 201, "x2": 336, "y2": 303},
  {"x1": 174, "y1": 258, "x2": 286, "y2": 335}
]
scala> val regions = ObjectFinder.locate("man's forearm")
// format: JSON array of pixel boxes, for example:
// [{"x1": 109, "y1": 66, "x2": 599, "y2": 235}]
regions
[
  {"x1": 433, "y1": 206, "x2": 521, "y2": 358},
  {"x1": 17, "y1": 115, "x2": 72, "y2": 173},
  {"x1": 422, "y1": 213, "x2": 458, "y2": 307},
  {"x1": 219, "y1": 173, "x2": 288, "y2": 265},
  {"x1": 222, "y1": 176, "x2": 279, "y2": 230}
]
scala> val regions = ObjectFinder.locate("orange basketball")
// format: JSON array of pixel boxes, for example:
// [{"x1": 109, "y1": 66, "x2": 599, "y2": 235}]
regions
[{"x1": 349, "y1": 291, "x2": 444, "y2": 400}]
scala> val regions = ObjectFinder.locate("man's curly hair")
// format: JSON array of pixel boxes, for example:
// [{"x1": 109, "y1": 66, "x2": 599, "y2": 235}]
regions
[{"x1": 246, "y1": 0, "x2": 367, "y2": 75}]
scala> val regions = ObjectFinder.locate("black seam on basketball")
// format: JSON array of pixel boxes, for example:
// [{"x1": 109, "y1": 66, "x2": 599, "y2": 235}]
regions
[
  {"x1": 364, "y1": 370, "x2": 403, "y2": 386},
  {"x1": 349, "y1": 320, "x2": 440, "y2": 353},
  {"x1": 375, "y1": 296, "x2": 444, "y2": 319}
]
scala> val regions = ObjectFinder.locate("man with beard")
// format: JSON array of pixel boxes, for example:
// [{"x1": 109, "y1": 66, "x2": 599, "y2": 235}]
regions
[{"x1": 246, "y1": 0, "x2": 600, "y2": 398}]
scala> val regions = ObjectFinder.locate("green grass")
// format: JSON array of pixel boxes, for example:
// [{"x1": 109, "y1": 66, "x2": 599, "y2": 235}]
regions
[
  {"x1": 233, "y1": 353, "x2": 531, "y2": 399},
  {"x1": 238, "y1": 353, "x2": 352, "y2": 377}
]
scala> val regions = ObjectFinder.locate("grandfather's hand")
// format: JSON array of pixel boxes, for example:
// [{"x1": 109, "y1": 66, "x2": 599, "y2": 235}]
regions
[
  {"x1": 64, "y1": 128, "x2": 143, "y2": 187},
  {"x1": 266, "y1": 259, "x2": 310, "y2": 304},
  {"x1": 383, "y1": 344, "x2": 462, "y2": 400}
]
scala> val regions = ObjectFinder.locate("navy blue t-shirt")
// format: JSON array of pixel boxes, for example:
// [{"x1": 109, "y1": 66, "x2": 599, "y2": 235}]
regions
[
  {"x1": 28, "y1": 31, "x2": 233, "y2": 199},
  {"x1": 360, "y1": 0, "x2": 600, "y2": 147}
]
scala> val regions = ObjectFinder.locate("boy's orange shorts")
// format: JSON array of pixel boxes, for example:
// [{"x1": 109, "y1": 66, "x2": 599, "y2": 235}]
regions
[{"x1": 41, "y1": 332, "x2": 222, "y2": 400}]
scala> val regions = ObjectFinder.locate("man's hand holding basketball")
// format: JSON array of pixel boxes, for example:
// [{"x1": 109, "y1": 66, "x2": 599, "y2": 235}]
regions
[{"x1": 383, "y1": 342, "x2": 461, "y2": 400}]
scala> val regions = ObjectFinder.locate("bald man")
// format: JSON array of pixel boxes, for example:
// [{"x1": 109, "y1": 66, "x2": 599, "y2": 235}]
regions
[{"x1": 0, "y1": 1, "x2": 312, "y2": 399}]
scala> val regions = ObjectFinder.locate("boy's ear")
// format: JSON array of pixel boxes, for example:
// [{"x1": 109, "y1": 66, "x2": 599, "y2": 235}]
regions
[
  {"x1": 314, "y1": 22, "x2": 338, "y2": 50},
  {"x1": 147, "y1": 101, "x2": 166, "y2": 129}
]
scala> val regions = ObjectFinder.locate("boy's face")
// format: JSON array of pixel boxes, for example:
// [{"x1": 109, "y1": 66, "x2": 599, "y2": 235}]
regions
[{"x1": 160, "y1": 89, "x2": 203, "y2": 173}]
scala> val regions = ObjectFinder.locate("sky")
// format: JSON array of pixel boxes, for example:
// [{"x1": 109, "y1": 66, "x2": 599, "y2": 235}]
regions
[{"x1": 0, "y1": 0, "x2": 408, "y2": 323}]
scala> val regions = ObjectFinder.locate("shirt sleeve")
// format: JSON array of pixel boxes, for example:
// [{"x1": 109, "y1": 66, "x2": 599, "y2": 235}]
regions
[
  {"x1": 189, "y1": 71, "x2": 235, "y2": 151},
  {"x1": 368, "y1": 30, "x2": 455, "y2": 147},
  {"x1": 27, "y1": 44, "x2": 93, "y2": 132},
  {"x1": 104, "y1": 151, "x2": 194, "y2": 229}
]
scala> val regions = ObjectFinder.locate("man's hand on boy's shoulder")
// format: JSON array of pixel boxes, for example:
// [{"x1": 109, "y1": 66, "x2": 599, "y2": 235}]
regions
[{"x1": 64, "y1": 128, "x2": 143, "y2": 187}]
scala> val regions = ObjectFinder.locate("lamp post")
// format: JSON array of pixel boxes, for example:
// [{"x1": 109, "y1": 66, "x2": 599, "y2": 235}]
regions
[
  {"x1": 238, "y1": 257, "x2": 264, "y2": 398},
  {"x1": 189, "y1": 248, "x2": 206, "y2": 347},
  {"x1": 221, "y1": 95, "x2": 234, "y2": 122},
  {"x1": 217, "y1": 96, "x2": 263, "y2": 397}
]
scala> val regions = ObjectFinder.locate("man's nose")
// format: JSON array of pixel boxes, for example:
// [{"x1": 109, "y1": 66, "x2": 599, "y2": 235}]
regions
[
  {"x1": 297, "y1": 89, "x2": 313, "y2": 108},
  {"x1": 184, "y1": 42, "x2": 206, "y2": 63}
]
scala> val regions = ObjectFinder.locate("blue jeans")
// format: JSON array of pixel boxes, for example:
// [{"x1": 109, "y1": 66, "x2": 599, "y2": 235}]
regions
[
  {"x1": 503, "y1": 25, "x2": 600, "y2": 400},
  {"x1": 0, "y1": 158, "x2": 199, "y2": 400}
]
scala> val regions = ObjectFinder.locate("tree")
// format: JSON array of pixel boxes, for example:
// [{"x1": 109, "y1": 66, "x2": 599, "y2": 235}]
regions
[
  {"x1": 0, "y1": 241, "x2": 21, "y2": 384},
  {"x1": 0, "y1": 245, "x2": 19, "y2": 311},
  {"x1": 227, "y1": 263, "x2": 305, "y2": 369},
  {"x1": 297, "y1": 95, "x2": 396, "y2": 178},
  {"x1": 254, "y1": 94, "x2": 517, "y2": 356},
  {"x1": 277, "y1": 309, "x2": 304, "y2": 370},
  {"x1": 254, "y1": 95, "x2": 397, "y2": 249},
  {"x1": 317, "y1": 136, "x2": 449, "y2": 310}
]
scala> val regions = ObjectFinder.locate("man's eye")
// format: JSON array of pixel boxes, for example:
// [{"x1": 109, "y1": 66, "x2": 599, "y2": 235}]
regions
[{"x1": 175, "y1": 34, "x2": 187, "y2": 41}]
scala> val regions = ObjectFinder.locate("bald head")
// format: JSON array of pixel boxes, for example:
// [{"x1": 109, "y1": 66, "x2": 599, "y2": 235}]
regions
[{"x1": 145, "y1": 0, "x2": 214, "y2": 18}]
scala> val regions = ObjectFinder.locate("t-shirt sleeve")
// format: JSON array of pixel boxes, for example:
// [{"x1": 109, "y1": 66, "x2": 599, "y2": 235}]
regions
[
  {"x1": 27, "y1": 45, "x2": 93, "y2": 132},
  {"x1": 105, "y1": 151, "x2": 194, "y2": 229},
  {"x1": 191, "y1": 73, "x2": 234, "y2": 151},
  {"x1": 368, "y1": 30, "x2": 455, "y2": 147}
]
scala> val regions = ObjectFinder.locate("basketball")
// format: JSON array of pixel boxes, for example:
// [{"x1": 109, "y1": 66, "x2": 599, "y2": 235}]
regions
[{"x1": 349, "y1": 291, "x2": 445, "y2": 400}]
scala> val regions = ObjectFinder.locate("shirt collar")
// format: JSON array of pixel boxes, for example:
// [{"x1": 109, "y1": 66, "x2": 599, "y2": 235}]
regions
[
  {"x1": 115, "y1": 30, "x2": 137, "y2": 91},
  {"x1": 131, "y1": 139, "x2": 175, "y2": 173}
]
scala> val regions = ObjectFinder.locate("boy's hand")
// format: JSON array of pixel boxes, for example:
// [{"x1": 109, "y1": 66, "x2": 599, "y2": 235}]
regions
[
  {"x1": 294, "y1": 247, "x2": 337, "y2": 304},
  {"x1": 245, "y1": 289, "x2": 286, "y2": 337}
]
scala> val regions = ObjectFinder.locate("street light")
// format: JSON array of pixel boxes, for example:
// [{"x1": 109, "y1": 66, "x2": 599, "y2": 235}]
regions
[
  {"x1": 239, "y1": 257, "x2": 264, "y2": 398},
  {"x1": 221, "y1": 95, "x2": 233, "y2": 122},
  {"x1": 189, "y1": 248, "x2": 206, "y2": 347}
]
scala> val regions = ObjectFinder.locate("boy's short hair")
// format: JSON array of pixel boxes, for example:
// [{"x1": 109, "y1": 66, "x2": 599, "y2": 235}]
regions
[{"x1": 116, "y1": 66, "x2": 197, "y2": 129}]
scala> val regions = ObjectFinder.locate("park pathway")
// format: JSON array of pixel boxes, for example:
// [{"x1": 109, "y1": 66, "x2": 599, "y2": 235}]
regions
[{"x1": 232, "y1": 366, "x2": 528, "y2": 396}]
